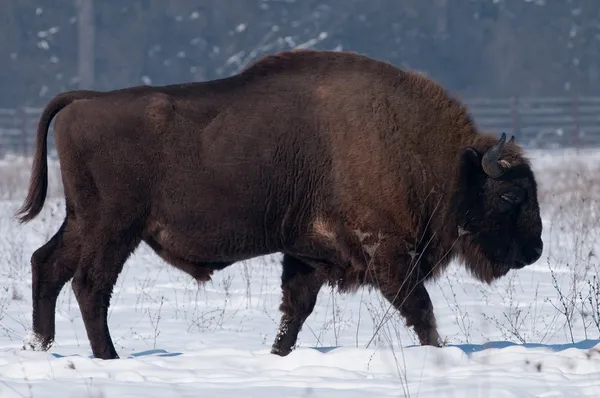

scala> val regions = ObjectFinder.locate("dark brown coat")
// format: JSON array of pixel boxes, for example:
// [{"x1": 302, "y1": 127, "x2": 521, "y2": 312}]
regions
[{"x1": 17, "y1": 49, "x2": 543, "y2": 359}]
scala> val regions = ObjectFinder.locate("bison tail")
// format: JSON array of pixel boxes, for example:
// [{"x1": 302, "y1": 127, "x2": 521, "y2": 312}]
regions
[{"x1": 15, "y1": 90, "x2": 98, "y2": 223}]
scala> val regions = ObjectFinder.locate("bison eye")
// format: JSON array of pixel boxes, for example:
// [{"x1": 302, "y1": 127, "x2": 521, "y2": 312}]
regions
[{"x1": 500, "y1": 192, "x2": 523, "y2": 205}]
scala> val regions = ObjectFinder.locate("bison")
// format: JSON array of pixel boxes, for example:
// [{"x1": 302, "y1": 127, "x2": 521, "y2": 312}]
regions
[{"x1": 16, "y1": 49, "x2": 543, "y2": 360}]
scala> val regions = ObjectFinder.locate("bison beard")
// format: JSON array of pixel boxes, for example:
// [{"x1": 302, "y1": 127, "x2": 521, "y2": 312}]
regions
[{"x1": 16, "y1": 49, "x2": 543, "y2": 360}]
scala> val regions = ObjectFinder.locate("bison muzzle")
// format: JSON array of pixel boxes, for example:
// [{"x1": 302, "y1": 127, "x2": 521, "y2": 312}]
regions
[{"x1": 16, "y1": 49, "x2": 543, "y2": 360}]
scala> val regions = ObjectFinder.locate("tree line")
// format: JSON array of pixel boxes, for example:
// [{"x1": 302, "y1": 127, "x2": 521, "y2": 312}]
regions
[{"x1": 1, "y1": 0, "x2": 599, "y2": 108}]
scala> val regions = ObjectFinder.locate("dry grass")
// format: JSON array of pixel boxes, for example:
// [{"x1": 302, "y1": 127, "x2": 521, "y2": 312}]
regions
[
  {"x1": 1, "y1": 148, "x2": 599, "y2": 347},
  {"x1": 0, "y1": 148, "x2": 598, "y2": 398},
  {"x1": 532, "y1": 148, "x2": 600, "y2": 205},
  {"x1": 0, "y1": 154, "x2": 63, "y2": 202}
]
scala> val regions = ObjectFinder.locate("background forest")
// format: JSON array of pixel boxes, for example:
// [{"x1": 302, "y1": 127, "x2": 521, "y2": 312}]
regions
[{"x1": 1, "y1": 0, "x2": 599, "y2": 108}]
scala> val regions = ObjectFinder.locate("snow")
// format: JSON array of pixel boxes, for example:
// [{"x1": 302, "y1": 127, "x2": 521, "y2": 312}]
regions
[{"x1": 1, "y1": 148, "x2": 600, "y2": 397}]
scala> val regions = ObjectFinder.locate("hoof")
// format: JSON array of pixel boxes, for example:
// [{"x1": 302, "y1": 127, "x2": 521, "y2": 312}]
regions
[
  {"x1": 22, "y1": 330, "x2": 52, "y2": 352},
  {"x1": 94, "y1": 354, "x2": 120, "y2": 360},
  {"x1": 270, "y1": 345, "x2": 292, "y2": 357}
]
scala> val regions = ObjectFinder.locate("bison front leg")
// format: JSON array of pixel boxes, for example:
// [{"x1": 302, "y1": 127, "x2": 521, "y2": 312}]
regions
[
  {"x1": 374, "y1": 260, "x2": 441, "y2": 347},
  {"x1": 271, "y1": 254, "x2": 325, "y2": 356},
  {"x1": 382, "y1": 282, "x2": 441, "y2": 346}
]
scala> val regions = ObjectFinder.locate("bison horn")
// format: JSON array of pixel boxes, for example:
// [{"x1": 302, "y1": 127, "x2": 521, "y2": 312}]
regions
[{"x1": 482, "y1": 132, "x2": 510, "y2": 178}]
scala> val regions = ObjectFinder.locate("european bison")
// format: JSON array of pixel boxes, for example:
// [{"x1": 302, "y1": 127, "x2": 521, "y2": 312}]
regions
[{"x1": 17, "y1": 49, "x2": 543, "y2": 360}]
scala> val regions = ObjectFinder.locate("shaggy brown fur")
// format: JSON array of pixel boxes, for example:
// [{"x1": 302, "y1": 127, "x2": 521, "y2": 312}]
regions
[{"x1": 16, "y1": 49, "x2": 543, "y2": 360}]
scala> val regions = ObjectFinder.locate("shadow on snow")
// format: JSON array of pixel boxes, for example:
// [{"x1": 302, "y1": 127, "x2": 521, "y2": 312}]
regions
[
  {"x1": 313, "y1": 339, "x2": 600, "y2": 355},
  {"x1": 49, "y1": 339, "x2": 600, "y2": 359}
]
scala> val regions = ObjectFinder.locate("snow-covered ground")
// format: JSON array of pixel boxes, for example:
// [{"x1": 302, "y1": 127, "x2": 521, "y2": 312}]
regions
[{"x1": 1, "y1": 147, "x2": 600, "y2": 397}]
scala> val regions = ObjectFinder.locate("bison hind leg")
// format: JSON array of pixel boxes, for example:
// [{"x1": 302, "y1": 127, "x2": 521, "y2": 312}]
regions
[
  {"x1": 71, "y1": 221, "x2": 143, "y2": 360},
  {"x1": 26, "y1": 215, "x2": 80, "y2": 352}
]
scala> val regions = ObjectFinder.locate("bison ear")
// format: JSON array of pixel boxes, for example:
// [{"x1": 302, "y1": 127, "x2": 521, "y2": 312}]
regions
[
  {"x1": 460, "y1": 147, "x2": 481, "y2": 172},
  {"x1": 459, "y1": 147, "x2": 486, "y2": 185}
]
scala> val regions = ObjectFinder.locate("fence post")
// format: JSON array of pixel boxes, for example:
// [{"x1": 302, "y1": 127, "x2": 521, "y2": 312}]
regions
[
  {"x1": 510, "y1": 96, "x2": 519, "y2": 139},
  {"x1": 571, "y1": 93, "x2": 580, "y2": 148}
]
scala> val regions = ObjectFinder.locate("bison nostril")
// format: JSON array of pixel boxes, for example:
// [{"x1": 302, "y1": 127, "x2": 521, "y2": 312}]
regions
[
  {"x1": 521, "y1": 241, "x2": 543, "y2": 266},
  {"x1": 527, "y1": 244, "x2": 543, "y2": 263}
]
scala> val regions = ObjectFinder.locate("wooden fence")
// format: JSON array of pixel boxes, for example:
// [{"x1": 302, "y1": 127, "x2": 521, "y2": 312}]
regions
[
  {"x1": 461, "y1": 96, "x2": 600, "y2": 149},
  {"x1": 1, "y1": 95, "x2": 600, "y2": 157},
  {"x1": 0, "y1": 107, "x2": 54, "y2": 158}
]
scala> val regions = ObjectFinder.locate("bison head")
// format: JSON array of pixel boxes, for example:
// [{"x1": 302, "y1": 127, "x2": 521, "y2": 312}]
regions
[{"x1": 455, "y1": 132, "x2": 543, "y2": 283}]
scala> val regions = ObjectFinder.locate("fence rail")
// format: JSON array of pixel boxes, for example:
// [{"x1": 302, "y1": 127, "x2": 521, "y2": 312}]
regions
[
  {"x1": 2, "y1": 95, "x2": 600, "y2": 157},
  {"x1": 461, "y1": 95, "x2": 600, "y2": 149},
  {"x1": 0, "y1": 106, "x2": 53, "y2": 158}
]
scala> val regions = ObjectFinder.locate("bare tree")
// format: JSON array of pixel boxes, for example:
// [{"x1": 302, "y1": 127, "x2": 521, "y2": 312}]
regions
[{"x1": 76, "y1": 0, "x2": 94, "y2": 89}]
